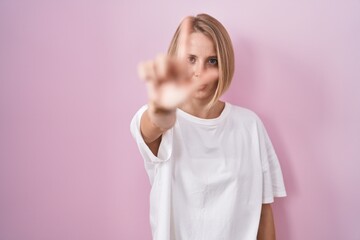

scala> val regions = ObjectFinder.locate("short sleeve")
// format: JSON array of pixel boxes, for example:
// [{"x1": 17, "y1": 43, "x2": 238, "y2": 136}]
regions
[
  {"x1": 256, "y1": 117, "x2": 287, "y2": 204},
  {"x1": 130, "y1": 104, "x2": 173, "y2": 185}
]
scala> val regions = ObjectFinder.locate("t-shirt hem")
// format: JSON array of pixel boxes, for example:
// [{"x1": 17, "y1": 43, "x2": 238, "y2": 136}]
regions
[{"x1": 262, "y1": 191, "x2": 287, "y2": 203}]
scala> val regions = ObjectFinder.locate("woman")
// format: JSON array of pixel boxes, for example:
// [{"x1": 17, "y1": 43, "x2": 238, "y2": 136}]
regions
[{"x1": 130, "y1": 13, "x2": 287, "y2": 240}]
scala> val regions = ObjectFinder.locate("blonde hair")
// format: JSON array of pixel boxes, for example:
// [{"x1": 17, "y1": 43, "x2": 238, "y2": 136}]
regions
[{"x1": 167, "y1": 13, "x2": 235, "y2": 110}]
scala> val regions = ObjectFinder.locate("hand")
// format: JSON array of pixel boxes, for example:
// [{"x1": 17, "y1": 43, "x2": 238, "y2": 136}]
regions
[
  {"x1": 138, "y1": 54, "x2": 197, "y2": 111},
  {"x1": 137, "y1": 17, "x2": 217, "y2": 112}
]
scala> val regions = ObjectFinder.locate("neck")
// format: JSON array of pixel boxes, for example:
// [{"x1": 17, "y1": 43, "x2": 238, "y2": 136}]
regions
[{"x1": 179, "y1": 99, "x2": 225, "y2": 119}]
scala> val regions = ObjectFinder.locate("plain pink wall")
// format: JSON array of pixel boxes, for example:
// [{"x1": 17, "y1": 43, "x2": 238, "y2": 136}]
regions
[{"x1": 1, "y1": 0, "x2": 359, "y2": 239}]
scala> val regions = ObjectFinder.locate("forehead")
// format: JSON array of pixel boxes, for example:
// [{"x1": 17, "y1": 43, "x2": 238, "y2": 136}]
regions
[{"x1": 185, "y1": 32, "x2": 216, "y2": 55}]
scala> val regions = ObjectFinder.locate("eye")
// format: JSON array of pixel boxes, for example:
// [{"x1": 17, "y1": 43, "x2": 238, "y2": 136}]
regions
[
  {"x1": 208, "y1": 58, "x2": 218, "y2": 65},
  {"x1": 187, "y1": 56, "x2": 196, "y2": 64}
]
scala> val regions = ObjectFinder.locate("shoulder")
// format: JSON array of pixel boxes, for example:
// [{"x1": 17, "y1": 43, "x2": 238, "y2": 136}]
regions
[
  {"x1": 226, "y1": 103, "x2": 271, "y2": 139},
  {"x1": 227, "y1": 102, "x2": 262, "y2": 124}
]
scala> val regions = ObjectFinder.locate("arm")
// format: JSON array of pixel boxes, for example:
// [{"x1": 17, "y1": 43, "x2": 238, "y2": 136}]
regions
[
  {"x1": 138, "y1": 55, "x2": 193, "y2": 157},
  {"x1": 257, "y1": 203, "x2": 276, "y2": 240},
  {"x1": 138, "y1": 54, "x2": 196, "y2": 156},
  {"x1": 140, "y1": 104, "x2": 176, "y2": 156}
]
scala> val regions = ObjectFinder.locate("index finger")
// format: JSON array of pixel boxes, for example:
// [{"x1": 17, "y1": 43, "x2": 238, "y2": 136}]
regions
[{"x1": 176, "y1": 16, "x2": 193, "y2": 62}]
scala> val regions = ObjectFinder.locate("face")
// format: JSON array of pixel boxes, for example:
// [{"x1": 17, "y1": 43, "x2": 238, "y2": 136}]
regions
[{"x1": 183, "y1": 32, "x2": 219, "y2": 101}]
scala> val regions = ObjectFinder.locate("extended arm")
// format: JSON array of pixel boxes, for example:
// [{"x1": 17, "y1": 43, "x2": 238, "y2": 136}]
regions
[{"x1": 140, "y1": 105, "x2": 176, "y2": 156}]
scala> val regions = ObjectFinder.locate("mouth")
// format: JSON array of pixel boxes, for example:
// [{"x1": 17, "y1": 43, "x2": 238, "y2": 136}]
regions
[{"x1": 198, "y1": 84, "x2": 207, "y2": 90}]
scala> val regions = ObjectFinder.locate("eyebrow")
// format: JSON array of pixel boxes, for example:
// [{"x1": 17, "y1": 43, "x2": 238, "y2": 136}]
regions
[{"x1": 187, "y1": 54, "x2": 218, "y2": 58}]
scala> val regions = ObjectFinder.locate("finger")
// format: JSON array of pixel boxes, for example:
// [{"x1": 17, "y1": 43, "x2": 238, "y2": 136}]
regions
[
  {"x1": 137, "y1": 61, "x2": 152, "y2": 80},
  {"x1": 175, "y1": 17, "x2": 196, "y2": 83},
  {"x1": 177, "y1": 17, "x2": 193, "y2": 62},
  {"x1": 137, "y1": 60, "x2": 156, "y2": 82},
  {"x1": 170, "y1": 57, "x2": 193, "y2": 83},
  {"x1": 154, "y1": 54, "x2": 169, "y2": 83}
]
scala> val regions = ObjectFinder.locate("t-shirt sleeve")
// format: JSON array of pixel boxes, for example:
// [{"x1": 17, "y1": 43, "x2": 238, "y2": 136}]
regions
[
  {"x1": 130, "y1": 104, "x2": 173, "y2": 185},
  {"x1": 256, "y1": 117, "x2": 287, "y2": 204}
]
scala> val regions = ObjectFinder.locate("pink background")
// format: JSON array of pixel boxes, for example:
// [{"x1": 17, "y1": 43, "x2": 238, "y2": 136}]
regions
[{"x1": 1, "y1": 0, "x2": 359, "y2": 239}]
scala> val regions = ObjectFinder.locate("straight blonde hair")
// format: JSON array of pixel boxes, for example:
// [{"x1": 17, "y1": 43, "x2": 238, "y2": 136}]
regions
[{"x1": 167, "y1": 13, "x2": 235, "y2": 110}]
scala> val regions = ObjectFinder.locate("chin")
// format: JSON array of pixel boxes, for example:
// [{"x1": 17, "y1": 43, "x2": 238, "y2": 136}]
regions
[{"x1": 192, "y1": 90, "x2": 215, "y2": 101}]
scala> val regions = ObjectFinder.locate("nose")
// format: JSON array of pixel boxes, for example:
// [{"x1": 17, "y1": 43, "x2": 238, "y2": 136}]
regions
[{"x1": 193, "y1": 62, "x2": 205, "y2": 77}]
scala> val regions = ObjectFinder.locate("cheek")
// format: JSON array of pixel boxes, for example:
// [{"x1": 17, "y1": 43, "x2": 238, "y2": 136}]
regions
[{"x1": 204, "y1": 68, "x2": 219, "y2": 83}]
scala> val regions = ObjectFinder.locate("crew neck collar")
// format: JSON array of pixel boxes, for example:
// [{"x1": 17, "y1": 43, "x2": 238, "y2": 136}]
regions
[{"x1": 176, "y1": 102, "x2": 231, "y2": 125}]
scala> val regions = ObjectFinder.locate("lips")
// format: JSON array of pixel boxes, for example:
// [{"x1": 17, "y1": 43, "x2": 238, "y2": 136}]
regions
[{"x1": 198, "y1": 84, "x2": 207, "y2": 90}]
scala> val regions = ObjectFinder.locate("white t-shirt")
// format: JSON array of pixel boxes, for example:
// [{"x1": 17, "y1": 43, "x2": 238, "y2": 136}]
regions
[{"x1": 130, "y1": 102, "x2": 287, "y2": 240}]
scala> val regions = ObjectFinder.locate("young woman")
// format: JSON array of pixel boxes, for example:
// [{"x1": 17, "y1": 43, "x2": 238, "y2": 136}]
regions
[{"x1": 130, "y1": 13, "x2": 287, "y2": 240}]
